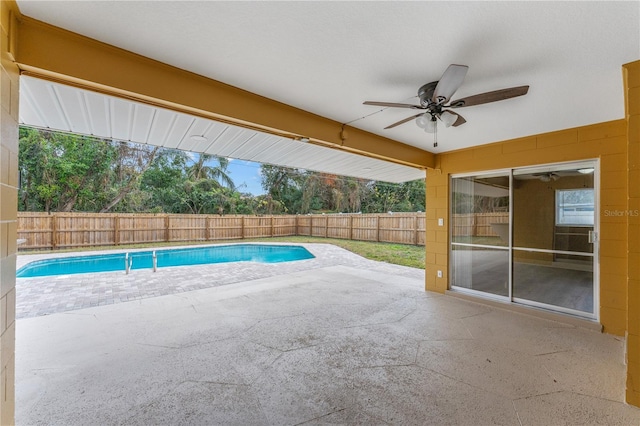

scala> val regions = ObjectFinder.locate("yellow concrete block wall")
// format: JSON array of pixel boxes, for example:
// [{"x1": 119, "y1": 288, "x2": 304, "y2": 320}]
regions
[
  {"x1": 624, "y1": 60, "x2": 640, "y2": 407},
  {"x1": 425, "y1": 119, "x2": 629, "y2": 336},
  {"x1": 0, "y1": 2, "x2": 19, "y2": 423},
  {"x1": 425, "y1": 60, "x2": 640, "y2": 407},
  {"x1": 425, "y1": 169, "x2": 448, "y2": 292}
]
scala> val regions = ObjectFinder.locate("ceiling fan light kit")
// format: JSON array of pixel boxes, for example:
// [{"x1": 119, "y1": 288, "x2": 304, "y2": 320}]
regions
[
  {"x1": 416, "y1": 114, "x2": 437, "y2": 133},
  {"x1": 364, "y1": 64, "x2": 529, "y2": 148},
  {"x1": 439, "y1": 110, "x2": 458, "y2": 127}
]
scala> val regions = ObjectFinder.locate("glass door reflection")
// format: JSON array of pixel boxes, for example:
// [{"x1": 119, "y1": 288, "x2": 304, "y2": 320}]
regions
[
  {"x1": 512, "y1": 163, "x2": 596, "y2": 316},
  {"x1": 451, "y1": 173, "x2": 510, "y2": 298}
]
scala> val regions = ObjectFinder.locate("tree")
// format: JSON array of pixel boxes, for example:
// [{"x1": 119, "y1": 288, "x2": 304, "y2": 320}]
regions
[
  {"x1": 19, "y1": 127, "x2": 426, "y2": 215},
  {"x1": 18, "y1": 128, "x2": 165, "y2": 213},
  {"x1": 187, "y1": 154, "x2": 234, "y2": 189},
  {"x1": 260, "y1": 164, "x2": 302, "y2": 212},
  {"x1": 140, "y1": 151, "x2": 239, "y2": 214},
  {"x1": 139, "y1": 149, "x2": 190, "y2": 213},
  {"x1": 99, "y1": 142, "x2": 159, "y2": 212},
  {"x1": 18, "y1": 128, "x2": 116, "y2": 212},
  {"x1": 260, "y1": 163, "x2": 424, "y2": 214}
]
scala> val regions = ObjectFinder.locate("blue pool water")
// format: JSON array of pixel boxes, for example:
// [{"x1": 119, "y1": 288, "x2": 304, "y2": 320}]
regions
[{"x1": 17, "y1": 244, "x2": 315, "y2": 278}]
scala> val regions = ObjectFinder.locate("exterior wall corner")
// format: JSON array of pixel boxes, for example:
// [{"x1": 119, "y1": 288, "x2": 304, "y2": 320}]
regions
[{"x1": 624, "y1": 59, "x2": 640, "y2": 407}]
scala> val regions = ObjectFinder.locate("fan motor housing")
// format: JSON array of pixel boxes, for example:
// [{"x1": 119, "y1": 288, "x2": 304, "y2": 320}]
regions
[{"x1": 418, "y1": 81, "x2": 438, "y2": 107}]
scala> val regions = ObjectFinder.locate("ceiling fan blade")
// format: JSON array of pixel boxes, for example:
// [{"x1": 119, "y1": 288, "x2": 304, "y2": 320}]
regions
[
  {"x1": 432, "y1": 64, "x2": 468, "y2": 105},
  {"x1": 450, "y1": 111, "x2": 467, "y2": 127},
  {"x1": 384, "y1": 113, "x2": 425, "y2": 129},
  {"x1": 363, "y1": 101, "x2": 422, "y2": 109},
  {"x1": 448, "y1": 85, "x2": 529, "y2": 108}
]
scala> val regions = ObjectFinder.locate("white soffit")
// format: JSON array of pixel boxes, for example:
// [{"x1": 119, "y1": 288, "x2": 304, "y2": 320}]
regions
[
  {"x1": 14, "y1": 1, "x2": 640, "y2": 154},
  {"x1": 19, "y1": 76, "x2": 425, "y2": 183}
]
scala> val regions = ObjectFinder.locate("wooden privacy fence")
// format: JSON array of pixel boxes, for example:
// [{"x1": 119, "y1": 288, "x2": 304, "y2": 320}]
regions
[
  {"x1": 451, "y1": 212, "x2": 510, "y2": 237},
  {"x1": 17, "y1": 212, "x2": 427, "y2": 250}
]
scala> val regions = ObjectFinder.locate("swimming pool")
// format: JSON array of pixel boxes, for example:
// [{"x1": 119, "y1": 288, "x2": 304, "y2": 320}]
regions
[{"x1": 17, "y1": 244, "x2": 315, "y2": 278}]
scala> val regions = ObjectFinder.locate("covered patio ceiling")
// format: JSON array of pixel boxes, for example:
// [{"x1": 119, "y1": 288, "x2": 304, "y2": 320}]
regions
[
  {"x1": 20, "y1": 76, "x2": 425, "y2": 183},
  {"x1": 14, "y1": 1, "x2": 640, "y2": 182}
]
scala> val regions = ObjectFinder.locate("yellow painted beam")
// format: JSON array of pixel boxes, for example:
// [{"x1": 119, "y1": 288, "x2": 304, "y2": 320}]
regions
[{"x1": 15, "y1": 16, "x2": 434, "y2": 169}]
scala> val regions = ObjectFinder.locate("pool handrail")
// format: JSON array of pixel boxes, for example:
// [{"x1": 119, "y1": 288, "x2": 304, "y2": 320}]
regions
[{"x1": 125, "y1": 253, "x2": 132, "y2": 274}]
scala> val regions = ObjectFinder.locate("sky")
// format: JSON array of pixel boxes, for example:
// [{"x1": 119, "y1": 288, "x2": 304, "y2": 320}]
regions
[{"x1": 226, "y1": 159, "x2": 265, "y2": 195}]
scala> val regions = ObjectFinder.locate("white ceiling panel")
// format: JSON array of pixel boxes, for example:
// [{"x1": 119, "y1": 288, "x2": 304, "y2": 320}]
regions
[
  {"x1": 250, "y1": 138, "x2": 306, "y2": 165},
  {"x1": 110, "y1": 98, "x2": 135, "y2": 141},
  {"x1": 200, "y1": 121, "x2": 233, "y2": 152},
  {"x1": 205, "y1": 126, "x2": 254, "y2": 157},
  {"x1": 174, "y1": 119, "x2": 212, "y2": 152},
  {"x1": 232, "y1": 134, "x2": 282, "y2": 161},
  {"x1": 18, "y1": 83, "x2": 47, "y2": 128},
  {"x1": 129, "y1": 104, "x2": 157, "y2": 143},
  {"x1": 19, "y1": 76, "x2": 424, "y2": 183},
  {"x1": 21, "y1": 77, "x2": 67, "y2": 129},
  {"x1": 163, "y1": 114, "x2": 196, "y2": 150},
  {"x1": 52, "y1": 83, "x2": 91, "y2": 135},
  {"x1": 223, "y1": 135, "x2": 261, "y2": 159},
  {"x1": 83, "y1": 91, "x2": 110, "y2": 137},
  {"x1": 145, "y1": 109, "x2": 177, "y2": 147}
]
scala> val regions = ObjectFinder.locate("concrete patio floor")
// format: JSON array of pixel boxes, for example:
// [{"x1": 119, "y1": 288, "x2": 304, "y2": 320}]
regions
[{"x1": 16, "y1": 244, "x2": 640, "y2": 425}]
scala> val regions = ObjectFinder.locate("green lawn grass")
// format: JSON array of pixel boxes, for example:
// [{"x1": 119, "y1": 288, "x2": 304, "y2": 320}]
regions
[
  {"x1": 19, "y1": 236, "x2": 426, "y2": 269},
  {"x1": 255, "y1": 236, "x2": 425, "y2": 269}
]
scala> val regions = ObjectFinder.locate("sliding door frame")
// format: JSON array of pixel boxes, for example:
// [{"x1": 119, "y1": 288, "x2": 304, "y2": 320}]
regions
[{"x1": 449, "y1": 159, "x2": 600, "y2": 320}]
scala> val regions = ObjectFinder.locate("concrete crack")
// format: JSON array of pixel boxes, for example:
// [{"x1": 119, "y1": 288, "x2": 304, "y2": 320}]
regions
[
  {"x1": 460, "y1": 310, "x2": 492, "y2": 319},
  {"x1": 534, "y1": 349, "x2": 571, "y2": 356},
  {"x1": 512, "y1": 400, "x2": 524, "y2": 426},
  {"x1": 340, "y1": 309, "x2": 417, "y2": 330},
  {"x1": 355, "y1": 363, "x2": 417, "y2": 370},
  {"x1": 417, "y1": 364, "x2": 505, "y2": 396},
  {"x1": 513, "y1": 390, "x2": 564, "y2": 401},
  {"x1": 186, "y1": 379, "x2": 249, "y2": 387},
  {"x1": 461, "y1": 321, "x2": 475, "y2": 339},
  {"x1": 281, "y1": 342, "x2": 323, "y2": 353},
  {"x1": 135, "y1": 342, "x2": 180, "y2": 349},
  {"x1": 294, "y1": 407, "x2": 348, "y2": 425},
  {"x1": 542, "y1": 365, "x2": 558, "y2": 384}
]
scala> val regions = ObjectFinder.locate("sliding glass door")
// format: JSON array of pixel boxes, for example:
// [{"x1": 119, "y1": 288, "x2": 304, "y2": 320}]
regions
[
  {"x1": 512, "y1": 162, "x2": 596, "y2": 317},
  {"x1": 451, "y1": 172, "x2": 510, "y2": 299},
  {"x1": 450, "y1": 161, "x2": 597, "y2": 319}
]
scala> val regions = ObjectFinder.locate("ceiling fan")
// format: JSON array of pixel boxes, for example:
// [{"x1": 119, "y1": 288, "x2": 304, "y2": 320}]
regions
[
  {"x1": 363, "y1": 64, "x2": 529, "y2": 146},
  {"x1": 532, "y1": 172, "x2": 561, "y2": 182}
]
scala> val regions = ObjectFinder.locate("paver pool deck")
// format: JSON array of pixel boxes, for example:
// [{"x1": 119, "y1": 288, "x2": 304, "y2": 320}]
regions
[
  {"x1": 16, "y1": 243, "x2": 640, "y2": 425},
  {"x1": 16, "y1": 243, "x2": 409, "y2": 319}
]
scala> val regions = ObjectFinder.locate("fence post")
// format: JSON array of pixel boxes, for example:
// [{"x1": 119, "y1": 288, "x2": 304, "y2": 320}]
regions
[
  {"x1": 114, "y1": 214, "x2": 120, "y2": 246},
  {"x1": 349, "y1": 215, "x2": 353, "y2": 241},
  {"x1": 472, "y1": 215, "x2": 477, "y2": 238},
  {"x1": 164, "y1": 214, "x2": 170, "y2": 243},
  {"x1": 295, "y1": 215, "x2": 299, "y2": 236},
  {"x1": 205, "y1": 216, "x2": 210, "y2": 241},
  {"x1": 376, "y1": 215, "x2": 380, "y2": 242},
  {"x1": 270, "y1": 216, "x2": 274, "y2": 237},
  {"x1": 325, "y1": 216, "x2": 328, "y2": 238},
  {"x1": 414, "y1": 214, "x2": 419, "y2": 246},
  {"x1": 241, "y1": 216, "x2": 245, "y2": 239},
  {"x1": 51, "y1": 213, "x2": 57, "y2": 250}
]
